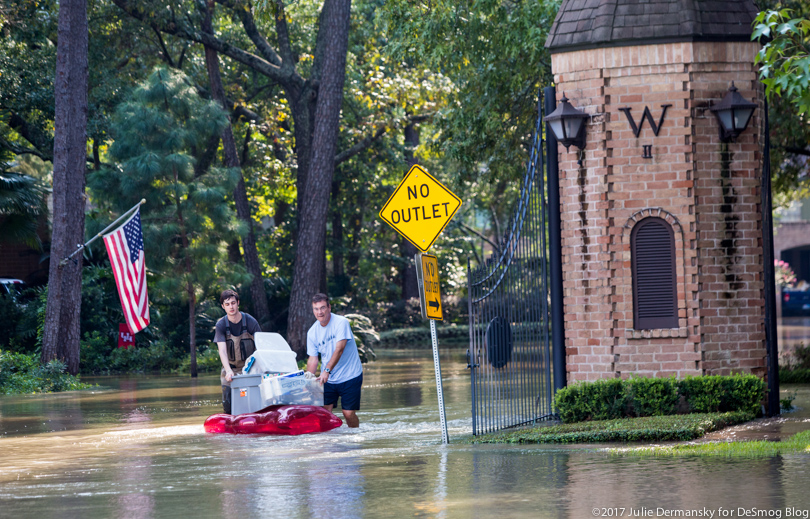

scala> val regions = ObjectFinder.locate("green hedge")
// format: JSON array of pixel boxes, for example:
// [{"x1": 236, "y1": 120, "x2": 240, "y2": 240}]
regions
[
  {"x1": 553, "y1": 378, "x2": 627, "y2": 422},
  {"x1": 471, "y1": 411, "x2": 754, "y2": 444},
  {"x1": 780, "y1": 368, "x2": 810, "y2": 384},
  {"x1": 0, "y1": 350, "x2": 93, "y2": 394},
  {"x1": 554, "y1": 374, "x2": 765, "y2": 423}
]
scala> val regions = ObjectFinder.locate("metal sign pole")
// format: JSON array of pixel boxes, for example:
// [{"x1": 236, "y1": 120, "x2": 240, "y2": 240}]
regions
[{"x1": 430, "y1": 318, "x2": 449, "y2": 444}]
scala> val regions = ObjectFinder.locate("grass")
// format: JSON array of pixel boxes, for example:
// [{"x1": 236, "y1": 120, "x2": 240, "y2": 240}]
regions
[
  {"x1": 468, "y1": 411, "x2": 754, "y2": 444},
  {"x1": 615, "y1": 430, "x2": 810, "y2": 457}
]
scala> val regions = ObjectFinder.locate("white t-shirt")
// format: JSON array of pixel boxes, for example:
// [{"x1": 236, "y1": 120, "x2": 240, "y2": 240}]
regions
[{"x1": 306, "y1": 313, "x2": 363, "y2": 384}]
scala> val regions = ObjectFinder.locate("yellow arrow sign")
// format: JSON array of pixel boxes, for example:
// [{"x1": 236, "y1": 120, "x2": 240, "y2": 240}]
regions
[
  {"x1": 418, "y1": 253, "x2": 442, "y2": 320},
  {"x1": 379, "y1": 165, "x2": 462, "y2": 253}
]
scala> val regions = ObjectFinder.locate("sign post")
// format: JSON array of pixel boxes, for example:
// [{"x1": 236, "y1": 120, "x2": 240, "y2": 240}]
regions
[
  {"x1": 380, "y1": 164, "x2": 460, "y2": 444},
  {"x1": 415, "y1": 253, "x2": 449, "y2": 444}
]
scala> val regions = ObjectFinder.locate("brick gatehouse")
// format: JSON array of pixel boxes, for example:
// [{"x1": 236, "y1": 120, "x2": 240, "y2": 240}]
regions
[{"x1": 545, "y1": 0, "x2": 767, "y2": 381}]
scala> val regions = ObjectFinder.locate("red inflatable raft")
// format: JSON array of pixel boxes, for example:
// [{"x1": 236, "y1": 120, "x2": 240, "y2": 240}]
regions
[{"x1": 204, "y1": 405, "x2": 343, "y2": 435}]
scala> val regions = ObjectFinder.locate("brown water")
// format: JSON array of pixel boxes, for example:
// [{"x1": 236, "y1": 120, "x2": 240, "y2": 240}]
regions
[{"x1": 2, "y1": 349, "x2": 810, "y2": 519}]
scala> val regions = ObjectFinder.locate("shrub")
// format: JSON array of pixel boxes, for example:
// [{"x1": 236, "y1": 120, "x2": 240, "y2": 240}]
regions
[
  {"x1": 344, "y1": 313, "x2": 378, "y2": 363},
  {"x1": 176, "y1": 346, "x2": 222, "y2": 374},
  {"x1": 627, "y1": 377, "x2": 679, "y2": 416},
  {"x1": 553, "y1": 378, "x2": 627, "y2": 423},
  {"x1": 554, "y1": 374, "x2": 765, "y2": 423},
  {"x1": 679, "y1": 374, "x2": 764, "y2": 415},
  {"x1": 780, "y1": 368, "x2": 810, "y2": 384},
  {"x1": 0, "y1": 349, "x2": 93, "y2": 394}
]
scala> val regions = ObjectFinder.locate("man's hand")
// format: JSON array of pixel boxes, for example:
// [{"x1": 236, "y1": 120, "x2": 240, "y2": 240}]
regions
[
  {"x1": 225, "y1": 370, "x2": 234, "y2": 383},
  {"x1": 318, "y1": 370, "x2": 330, "y2": 385}
]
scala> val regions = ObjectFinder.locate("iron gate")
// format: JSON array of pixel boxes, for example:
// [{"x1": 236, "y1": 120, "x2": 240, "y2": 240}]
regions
[{"x1": 467, "y1": 92, "x2": 554, "y2": 435}]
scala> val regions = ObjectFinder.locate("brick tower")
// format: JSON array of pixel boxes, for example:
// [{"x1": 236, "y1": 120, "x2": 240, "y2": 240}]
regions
[{"x1": 545, "y1": 0, "x2": 767, "y2": 380}]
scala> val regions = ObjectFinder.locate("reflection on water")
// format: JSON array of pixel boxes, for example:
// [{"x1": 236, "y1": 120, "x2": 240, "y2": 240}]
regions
[{"x1": 1, "y1": 349, "x2": 810, "y2": 518}]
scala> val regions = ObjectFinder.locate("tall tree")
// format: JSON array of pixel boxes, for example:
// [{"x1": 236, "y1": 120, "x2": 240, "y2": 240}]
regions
[
  {"x1": 753, "y1": 6, "x2": 810, "y2": 204},
  {"x1": 89, "y1": 67, "x2": 241, "y2": 376},
  {"x1": 41, "y1": 0, "x2": 88, "y2": 374},
  {"x1": 200, "y1": 1, "x2": 271, "y2": 327},
  {"x1": 109, "y1": 0, "x2": 370, "y2": 355},
  {"x1": 288, "y1": 0, "x2": 352, "y2": 354}
]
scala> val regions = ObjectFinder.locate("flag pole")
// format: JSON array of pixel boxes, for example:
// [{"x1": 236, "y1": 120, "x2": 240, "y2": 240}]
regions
[{"x1": 59, "y1": 199, "x2": 146, "y2": 266}]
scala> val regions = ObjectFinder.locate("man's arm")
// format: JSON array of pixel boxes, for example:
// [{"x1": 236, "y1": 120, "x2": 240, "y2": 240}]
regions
[
  {"x1": 318, "y1": 339, "x2": 347, "y2": 384},
  {"x1": 306, "y1": 355, "x2": 319, "y2": 376},
  {"x1": 217, "y1": 341, "x2": 234, "y2": 383}
]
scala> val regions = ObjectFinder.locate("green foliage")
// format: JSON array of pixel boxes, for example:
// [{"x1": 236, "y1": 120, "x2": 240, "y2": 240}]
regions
[
  {"x1": 0, "y1": 171, "x2": 48, "y2": 247},
  {"x1": 754, "y1": 9, "x2": 810, "y2": 115},
  {"x1": 471, "y1": 412, "x2": 754, "y2": 444},
  {"x1": 553, "y1": 379, "x2": 627, "y2": 423},
  {"x1": 554, "y1": 375, "x2": 765, "y2": 423},
  {"x1": 679, "y1": 374, "x2": 765, "y2": 416},
  {"x1": 780, "y1": 390, "x2": 797, "y2": 411},
  {"x1": 0, "y1": 349, "x2": 93, "y2": 394},
  {"x1": 379, "y1": 324, "x2": 470, "y2": 346},
  {"x1": 344, "y1": 313, "x2": 378, "y2": 363},
  {"x1": 88, "y1": 67, "x2": 247, "y2": 356},
  {"x1": 779, "y1": 343, "x2": 810, "y2": 383},
  {"x1": 752, "y1": 6, "x2": 810, "y2": 205},
  {"x1": 780, "y1": 368, "x2": 810, "y2": 383},
  {"x1": 627, "y1": 377, "x2": 679, "y2": 417},
  {"x1": 176, "y1": 347, "x2": 221, "y2": 374}
]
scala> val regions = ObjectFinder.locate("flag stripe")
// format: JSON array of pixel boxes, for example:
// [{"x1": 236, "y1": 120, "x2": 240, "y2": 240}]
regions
[
  {"x1": 103, "y1": 209, "x2": 149, "y2": 333},
  {"x1": 105, "y1": 233, "x2": 144, "y2": 331}
]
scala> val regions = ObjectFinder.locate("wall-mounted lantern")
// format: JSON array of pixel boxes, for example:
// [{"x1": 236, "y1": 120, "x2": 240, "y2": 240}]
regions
[
  {"x1": 543, "y1": 94, "x2": 589, "y2": 151},
  {"x1": 710, "y1": 83, "x2": 758, "y2": 142}
]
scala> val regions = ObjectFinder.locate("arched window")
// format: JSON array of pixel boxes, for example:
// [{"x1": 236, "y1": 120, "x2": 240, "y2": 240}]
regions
[{"x1": 631, "y1": 217, "x2": 678, "y2": 329}]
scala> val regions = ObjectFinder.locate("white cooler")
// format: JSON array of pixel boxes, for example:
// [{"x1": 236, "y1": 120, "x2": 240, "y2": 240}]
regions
[
  {"x1": 242, "y1": 332, "x2": 299, "y2": 374},
  {"x1": 231, "y1": 333, "x2": 322, "y2": 412}
]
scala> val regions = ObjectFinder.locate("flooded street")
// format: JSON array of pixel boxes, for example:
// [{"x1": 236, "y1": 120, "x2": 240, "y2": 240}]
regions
[{"x1": 2, "y1": 348, "x2": 810, "y2": 519}]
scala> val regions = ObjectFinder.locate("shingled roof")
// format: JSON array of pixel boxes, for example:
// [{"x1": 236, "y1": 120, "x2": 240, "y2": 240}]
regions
[{"x1": 545, "y1": 0, "x2": 760, "y2": 53}]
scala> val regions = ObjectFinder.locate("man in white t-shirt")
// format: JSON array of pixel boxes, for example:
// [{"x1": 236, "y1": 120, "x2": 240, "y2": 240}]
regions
[{"x1": 305, "y1": 293, "x2": 363, "y2": 427}]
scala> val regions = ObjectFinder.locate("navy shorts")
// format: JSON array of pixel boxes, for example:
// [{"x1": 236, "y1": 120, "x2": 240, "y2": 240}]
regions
[{"x1": 323, "y1": 373, "x2": 363, "y2": 411}]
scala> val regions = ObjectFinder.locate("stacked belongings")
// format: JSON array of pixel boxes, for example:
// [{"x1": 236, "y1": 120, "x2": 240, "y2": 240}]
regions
[{"x1": 205, "y1": 333, "x2": 341, "y2": 435}]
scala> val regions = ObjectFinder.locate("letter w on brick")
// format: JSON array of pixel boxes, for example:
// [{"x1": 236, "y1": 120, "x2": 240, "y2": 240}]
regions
[{"x1": 619, "y1": 105, "x2": 671, "y2": 137}]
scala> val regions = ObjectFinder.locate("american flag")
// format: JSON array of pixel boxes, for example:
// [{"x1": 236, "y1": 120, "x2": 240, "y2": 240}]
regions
[{"x1": 103, "y1": 209, "x2": 150, "y2": 333}]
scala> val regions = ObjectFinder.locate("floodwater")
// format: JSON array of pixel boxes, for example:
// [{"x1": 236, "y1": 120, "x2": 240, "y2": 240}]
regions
[{"x1": 2, "y1": 349, "x2": 810, "y2": 519}]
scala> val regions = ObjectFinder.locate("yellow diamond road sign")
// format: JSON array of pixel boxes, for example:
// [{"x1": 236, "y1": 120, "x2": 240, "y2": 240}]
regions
[
  {"x1": 379, "y1": 165, "x2": 462, "y2": 253},
  {"x1": 417, "y1": 253, "x2": 443, "y2": 320}
]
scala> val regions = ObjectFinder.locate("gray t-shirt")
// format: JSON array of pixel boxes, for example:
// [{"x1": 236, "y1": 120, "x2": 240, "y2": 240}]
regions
[
  {"x1": 306, "y1": 313, "x2": 362, "y2": 384},
  {"x1": 213, "y1": 312, "x2": 261, "y2": 342}
]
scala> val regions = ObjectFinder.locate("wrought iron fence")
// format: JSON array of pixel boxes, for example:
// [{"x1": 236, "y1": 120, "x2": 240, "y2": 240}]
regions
[{"x1": 467, "y1": 92, "x2": 554, "y2": 435}]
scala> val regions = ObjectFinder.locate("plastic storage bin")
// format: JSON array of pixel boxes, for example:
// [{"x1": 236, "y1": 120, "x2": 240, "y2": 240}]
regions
[
  {"x1": 260, "y1": 370, "x2": 324, "y2": 406},
  {"x1": 230, "y1": 373, "x2": 264, "y2": 415}
]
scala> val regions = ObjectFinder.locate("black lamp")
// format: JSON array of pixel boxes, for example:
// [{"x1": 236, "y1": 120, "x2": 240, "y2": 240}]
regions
[
  {"x1": 543, "y1": 94, "x2": 589, "y2": 150},
  {"x1": 710, "y1": 82, "x2": 758, "y2": 142}
]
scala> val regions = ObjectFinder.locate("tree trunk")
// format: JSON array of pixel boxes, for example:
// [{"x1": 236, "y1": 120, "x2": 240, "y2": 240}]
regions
[
  {"x1": 401, "y1": 123, "x2": 420, "y2": 300},
  {"x1": 287, "y1": 0, "x2": 352, "y2": 357},
  {"x1": 331, "y1": 179, "x2": 345, "y2": 280},
  {"x1": 201, "y1": 4, "x2": 271, "y2": 328},
  {"x1": 41, "y1": 0, "x2": 88, "y2": 375},
  {"x1": 188, "y1": 280, "x2": 197, "y2": 378}
]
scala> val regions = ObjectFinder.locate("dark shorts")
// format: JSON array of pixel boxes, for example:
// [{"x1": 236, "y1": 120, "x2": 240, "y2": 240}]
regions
[{"x1": 323, "y1": 373, "x2": 363, "y2": 411}]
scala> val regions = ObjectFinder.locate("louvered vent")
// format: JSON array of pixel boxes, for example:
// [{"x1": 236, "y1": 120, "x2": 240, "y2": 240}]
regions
[{"x1": 631, "y1": 218, "x2": 678, "y2": 329}]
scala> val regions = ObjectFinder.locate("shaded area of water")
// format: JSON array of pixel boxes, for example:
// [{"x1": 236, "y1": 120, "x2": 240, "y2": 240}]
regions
[{"x1": 2, "y1": 348, "x2": 810, "y2": 519}]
